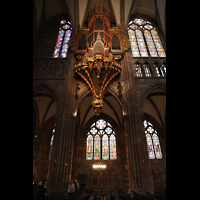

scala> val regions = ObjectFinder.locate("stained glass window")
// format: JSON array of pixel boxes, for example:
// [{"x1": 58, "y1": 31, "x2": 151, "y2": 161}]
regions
[
  {"x1": 144, "y1": 30, "x2": 157, "y2": 57},
  {"x1": 86, "y1": 119, "x2": 117, "y2": 160},
  {"x1": 128, "y1": 18, "x2": 165, "y2": 57},
  {"x1": 135, "y1": 30, "x2": 148, "y2": 57},
  {"x1": 152, "y1": 134, "x2": 162, "y2": 159},
  {"x1": 94, "y1": 135, "x2": 101, "y2": 160},
  {"x1": 151, "y1": 30, "x2": 166, "y2": 57},
  {"x1": 110, "y1": 134, "x2": 117, "y2": 160},
  {"x1": 135, "y1": 65, "x2": 143, "y2": 77},
  {"x1": 49, "y1": 127, "x2": 55, "y2": 160},
  {"x1": 155, "y1": 66, "x2": 160, "y2": 77},
  {"x1": 105, "y1": 127, "x2": 112, "y2": 134},
  {"x1": 90, "y1": 127, "x2": 97, "y2": 134},
  {"x1": 53, "y1": 20, "x2": 72, "y2": 58},
  {"x1": 128, "y1": 29, "x2": 140, "y2": 57},
  {"x1": 96, "y1": 119, "x2": 106, "y2": 129},
  {"x1": 146, "y1": 134, "x2": 155, "y2": 159},
  {"x1": 143, "y1": 64, "x2": 151, "y2": 77},
  {"x1": 144, "y1": 120, "x2": 162, "y2": 159},
  {"x1": 86, "y1": 135, "x2": 93, "y2": 160},
  {"x1": 102, "y1": 135, "x2": 109, "y2": 160}
]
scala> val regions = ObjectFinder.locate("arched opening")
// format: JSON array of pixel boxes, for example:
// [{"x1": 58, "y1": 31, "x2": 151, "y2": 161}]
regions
[
  {"x1": 142, "y1": 87, "x2": 166, "y2": 193},
  {"x1": 72, "y1": 92, "x2": 128, "y2": 192},
  {"x1": 33, "y1": 88, "x2": 57, "y2": 184}
]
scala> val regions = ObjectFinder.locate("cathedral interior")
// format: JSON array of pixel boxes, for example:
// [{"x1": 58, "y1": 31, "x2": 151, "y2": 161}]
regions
[{"x1": 33, "y1": 0, "x2": 166, "y2": 196}]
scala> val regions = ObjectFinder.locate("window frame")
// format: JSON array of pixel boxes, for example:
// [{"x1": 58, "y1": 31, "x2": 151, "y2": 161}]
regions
[
  {"x1": 128, "y1": 18, "x2": 166, "y2": 58},
  {"x1": 52, "y1": 20, "x2": 72, "y2": 58},
  {"x1": 86, "y1": 119, "x2": 117, "y2": 160},
  {"x1": 144, "y1": 120, "x2": 162, "y2": 159}
]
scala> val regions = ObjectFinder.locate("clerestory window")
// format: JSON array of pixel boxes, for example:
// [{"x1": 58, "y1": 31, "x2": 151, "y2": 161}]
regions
[
  {"x1": 52, "y1": 20, "x2": 72, "y2": 58},
  {"x1": 128, "y1": 18, "x2": 166, "y2": 57}
]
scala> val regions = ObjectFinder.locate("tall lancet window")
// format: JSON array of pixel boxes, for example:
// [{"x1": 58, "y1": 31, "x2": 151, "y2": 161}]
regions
[
  {"x1": 86, "y1": 119, "x2": 117, "y2": 160},
  {"x1": 52, "y1": 20, "x2": 72, "y2": 58},
  {"x1": 144, "y1": 120, "x2": 162, "y2": 159},
  {"x1": 49, "y1": 127, "x2": 55, "y2": 160},
  {"x1": 128, "y1": 18, "x2": 166, "y2": 57}
]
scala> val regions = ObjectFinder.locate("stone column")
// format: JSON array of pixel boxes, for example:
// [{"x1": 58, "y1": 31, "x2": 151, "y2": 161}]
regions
[
  {"x1": 47, "y1": 53, "x2": 77, "y2": 192},
  {"x1": 121, "y1": 51, "x2": 154, "y2": 193}
]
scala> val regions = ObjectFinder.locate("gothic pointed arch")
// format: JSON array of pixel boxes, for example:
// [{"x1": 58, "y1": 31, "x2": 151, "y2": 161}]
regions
[
  {"x1": 139, "y1": 82, "x2": 166, "y2": 112},
  {"x1": 33, "y1": 83, "x2": 60, "y2": 111}
]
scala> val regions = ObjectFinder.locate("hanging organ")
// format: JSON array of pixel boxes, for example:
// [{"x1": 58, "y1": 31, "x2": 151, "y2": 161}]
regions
[{"x1": 70, "y1": 7, "x2": 130, "y2": 115}]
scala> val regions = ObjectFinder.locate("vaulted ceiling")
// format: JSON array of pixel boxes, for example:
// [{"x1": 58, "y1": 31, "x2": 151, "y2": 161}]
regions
[
  {"x1": 34, "y1": 0, "x2": 166, "y2": 36},
  {"x1": 33, "y1": 0, "x2": 166, "y2": 130},
  {"x1": 33, "y1": 90, "x2": 56, "y2": 127},
  {"x1": 143, "y1": 87, "x2": 166, "y2": 128}
]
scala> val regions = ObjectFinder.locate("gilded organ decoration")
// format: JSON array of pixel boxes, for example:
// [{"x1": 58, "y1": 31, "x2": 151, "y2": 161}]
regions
[{"x1": 73, "y1": 7, "x2": 129, "y2": 115}]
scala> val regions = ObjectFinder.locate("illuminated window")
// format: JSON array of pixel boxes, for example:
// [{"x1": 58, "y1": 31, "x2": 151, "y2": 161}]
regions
[
  {"x1": 143, "y1": 64, "x2": 151, "y2": 77},
  {"x1": 128, "y1": 18, "x2": 166, "y2": 57},
  {"x1": 110, "y1": 134, "x2": 117, "y2": 160},
  {"x1": 49, "y1": 127, "x2": 55, "y2": 160},
  {"x1": 52, "y1": 20, "x2": 72, "y2": 58},
  {"x1": 144, "y1": 120, "x2": 162, "y2": 159},
  {"x1": 86, "y1": 135, "x2": 93, "y2": 160},
  {"x1": 154, "y1": 63, "x2": 166, "y2": 77},
  {"x1": 102, "y1": 135, "x2": 109, "y2": 160},
  {"x1": 135, "y1": 64, "x2": 143, "y2": 77},
  {"x1": 86, "y1": 119, "x2": 117, "y2": 160}
]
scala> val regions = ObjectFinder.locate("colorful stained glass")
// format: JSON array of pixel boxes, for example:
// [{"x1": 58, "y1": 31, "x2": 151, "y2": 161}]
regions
[
  {"x1": 96, "y1": 119, "x2": 106, "y2": 129},
  {"x1": 94, "y1": 135, "x2": 100, "y2": 160},
  {"x1": 163, "y1": 65, "x2": 166, "y2": 73},
  {"x1": 133, "y1": 18, "x2": 145, "y2": 25},
  {"x1": 152, "y1": 134, "x2": 162, "y2": 159},
  {"x1": 144, "y1": 120, "x2": 162, "y2": 159},
  {"x1": 128, "y1": 29, "x2": 140, "y2": 57},
  {"x1": 90, "y1": 127, "x2": 97, "y2": 134},
  {"x1": 60, "y1": 19, "x2": 67, "y2": 25},
  {"x1": 110, "y1": 134, "x2": 117, "y2": 160},
  {"x1": 130, "y1": 24, "x2": 138, "y2": 30},
  {"x1": 144, "y1": 30, "x2": 158, "y2": 57},
  {"x1": 62, "y1": 24, "x2": 69, "y2": 30},
  {"x1": 147, "y1": 126, "x2": 154, "y2": 133},
  {"x1": 102, "y1": 135, "x2": 109, "y2": 160},
  {"x1": 86, "y1": 135, "x2": 93, "y2": 160},
  {"x1": 146, "y1": 134, "x2": 155, "y2": 159},
  {"x1": 105, "y1": 127, "x2": 112, "y2": 134},
  {"x1": 144, "y1": 24, "x2": 153, "y2": 30},
  {"x1": 135, "y1": 30, "x2": 148, "y2": 57},
  {"x1": 128, "y1": 18, "x2": 166, "y2": 58},
  {"x1": 135, "y1": 66, "x2": 143, "y2": 77},
  {"x1": 61, "y1": 30, "x2": 71, "y2": 58},
  {"x1": 151, "y1": 30, "x2": 166, "y2": 57},
  {"x1": 155, "y1": 67, "x2": 160, "y2": 77},
  {"x1": 53, "y1": 20, "x2": 72, "y2": 58},
  {"x1": 163, "y1": 66, "x2": 166, "y2": 74},
  {"x1": 144, "y1": 66, "x2": 151, "y2": 77},
  {"x1": 86, "y1": 119, "x2": 117, "y2": 160},
  {"x1": 53, "y1": 29, "x2": 64, "y2": 58}
]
